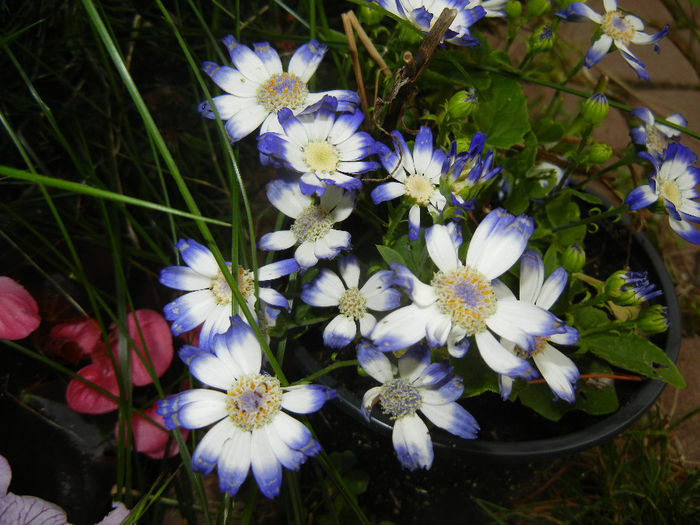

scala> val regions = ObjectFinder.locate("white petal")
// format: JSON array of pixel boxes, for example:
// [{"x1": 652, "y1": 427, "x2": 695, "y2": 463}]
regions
[
  {"x1": 371, "y1": 304, "x2": 429, "y2": 352},
  {"x1": 250, "y1": 428, "x2": 283, "y2": 498},
  {"x1": 338, "y1": 255, "x2": 361, "y2": 288},
  {"x1": 393, "y1": 414, "x2": 433, "y2": 470},
  {"x1": 474, "y1": 330, "x2": 534, "y2": 377},
  {"x1": 532, "y1": 344, "x2": 579, "y2": 403},
  {"x1": 217, "y1": 426, "x2": 251, "y2": 495},
  {"x1": 425, "y1": 224, "x2": 460, "y2": 272}
]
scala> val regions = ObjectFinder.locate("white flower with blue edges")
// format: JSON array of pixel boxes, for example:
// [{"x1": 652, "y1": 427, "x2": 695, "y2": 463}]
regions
[
  {"x1": 445, "y1": 132, "x2": 503, "y2": 209},
  {"x1": 466, "y1": 0, "x2": 508, "y2": 18},
  {"x1": 555, "y1": 0, "x2": 669, "y2": 81},
  {"x1": 257, "y1": 96, "x2": 379, "y2": 195},
  {"x1": 371, "y1": 126, "x2": 448, "y2": 241},
  {"x1": 357, "y1": 342, "x2": 478, "y2": 471},
  {"x1": 160, "y1": 239, "x2": 297, "y2": 350},
  {"x1": 301, "y1": 255, "x2": 402, "y2": 348},
  {"x1": 625, "y1": 143, "x2": 700, "y2": 244},
  {"x1": 258, "y1": 178, "x2": 356, "y2": 269},
  {"x1": 373, "y1": 0, "x2": 485, "y2": 46},
  {"x1": 370, "y1": 209, "x2": 566, "y2": 378},
  {"x1": 199, "y1": 37, "x2": 359, "y2": 142},
  {"x1": 630, "y1": 107, "x2": 687, "y2": 159},
  {"x1": 498, "y1": 251, "x2": 580, "y2": 403},
  {"x1": 157, "y1": 318, "x2": 335, "y2": 498}
]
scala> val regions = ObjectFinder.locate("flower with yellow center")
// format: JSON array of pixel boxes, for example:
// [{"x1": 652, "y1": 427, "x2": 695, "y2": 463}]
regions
[
  {"x1": 497, "y1": 251, "x2": 580, "y2": 403},
  {"x1": 258, "y1": 95, "x2": 378, "y2": 196},
  {"x1": 630, "y1": 107, "x2": 687, "y2": 160},
  {"x1": 372, "y1": 210, "x2": 567, "y2": 378},
  {"x1": 157, "y1": 318, "x2": 336, "y2": 498},
  {"x1": 555, "y1": 1, "x2": 669, "y2": 81},
  {"x1": 199, "y1": 37, "x2": 359, "y2": 142},
  {"x1": 160, "y1": 239, "x2": 297, "y2": 350},
  {"x1": 371, "y1": 126, "x2": 447, "y2": 241},
  {"x1": 626, "y1": 143, "x2": 700, "y2": 244},
  {"x1": 301, "y1": 255, "x2": 401, "y2": 348},
  {"x1": 259, "y1": 178, "x2": 356, "y2": 269}
]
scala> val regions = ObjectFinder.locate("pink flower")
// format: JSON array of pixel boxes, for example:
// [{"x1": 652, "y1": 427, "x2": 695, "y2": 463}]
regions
[
  {"x1": 117, "y1": 404, "x2": 187, "y2": 459},
  {"x1": 66, "y1": 309, "x2": 174, "y2": 414},
  {"x1": 0, "y1": 276, "x2": 40, "y2": 340},
  {"x1": 48, "y1": 317, "x2": 101, "y2": 363}
]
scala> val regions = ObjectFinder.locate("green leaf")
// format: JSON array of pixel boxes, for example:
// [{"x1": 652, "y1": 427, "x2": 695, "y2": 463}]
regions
[
  {"x1": 579, "y1": 333, "x2": 686, "y2": 387},
  {"x1": 375, "y1": 244, "x2": 406, "y2": 267},
  {"x1": 504, "y1": 131, "x2": 537, "y2": 176},
  {"x1": 474, "y1": 74, "x2": 531, "y2": 149},
  {"x1": 572, "y1": 306, "x2": 609, "y2": 330}
]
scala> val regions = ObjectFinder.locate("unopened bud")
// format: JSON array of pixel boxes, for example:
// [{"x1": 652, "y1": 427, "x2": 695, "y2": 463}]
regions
[
  {"x1": 529, "y1": 25, "x2": 556, "y2": 53},
  {"x1": 637, "y1": 305, "x2": 669, "y2": 334},
  {"x1": 561, "y1": 244, "x2": 586, "y2": 273},
  {"x1": 527, "y1": 0, "x2": 551, "y2": 17},
  {"x1": 581, "y1": 93, "x2": 610, "y2": 126},
  {"x1": 446, "y1": 88, "x2": 479, "y2": 120},
  {"x1": 505, "y1": 1, "x2": 523, "y2": 18},
  {"x1": 605, "y1": 270, "x2": 663, "y2": 306},
  {"x1": 585, "y1": 142, "x2": 613, "y2": 165}
]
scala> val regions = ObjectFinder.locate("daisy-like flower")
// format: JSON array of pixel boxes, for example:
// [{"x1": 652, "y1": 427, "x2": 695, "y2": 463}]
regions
[
  {"x1": 371, "y1": 126, "x2": 448, "y2": 241},
  {"x1": 555, "y1": 0, "x2": 669, "y2": 81},
  {"x1": 498, "y1": 251, "x2": 580, "y2": 403},
  {"x1": 371, "y1": 209, "x2": 566, "y2": 378},
  {"x1": 257, "y1": 95, "x2": 379, "y2": 195},
  {"x1": 258, "y1": 178, "x2": 356, "y2": 269},
  {"x1": 373, "y1": 1, "x2": 485, "y2": 46},
  {"x1": 630, "y1": 107, "x2": 687, "y2": 159},
  {"x1": 160, "y1": 239, "x2": 298, "y2": 350},
  {"x1": 300, "y1": 255, "x2": 401, "y2": 348},
  {"x1": 157, "y1": 318, "x2": 336, "y2": 498},
  {"x1": 358, "y1": 343, "x2": 478, "y2": 471},
  {"x1": 625, "y1": 143, "x2": 700, "y2": 244},
  {"x1": 466, "y1": 0, "x2": 508, "y2": 18},
  {"x1": 198, "y1": 37, "x2": 359, "y2": 142}
]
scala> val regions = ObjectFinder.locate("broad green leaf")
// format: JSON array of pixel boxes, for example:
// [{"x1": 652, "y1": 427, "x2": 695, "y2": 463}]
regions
[
  {"x1": 579, "y1": 333, "x2": 686, "y2": 387},
  {"x1": 572, "y1": 306, "x2": 609, "y2": 330},
  {"x1": 453, "y1": 346, "x2": 499, "y2": 397},
  {"x1": 375, "y1": 244, "x2": 406, "y2": 267},
  {"x1": 474, "y1": 74, "x2": 531, "y2": 149}
]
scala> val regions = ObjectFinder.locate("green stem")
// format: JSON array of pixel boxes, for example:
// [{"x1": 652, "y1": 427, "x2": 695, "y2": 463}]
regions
[
  {"x1": 552, "y1": 204, "x2": 629, "y2": 232},
  {"x1": 295, "y1": 360, "x2": 358, "y2": 384}
]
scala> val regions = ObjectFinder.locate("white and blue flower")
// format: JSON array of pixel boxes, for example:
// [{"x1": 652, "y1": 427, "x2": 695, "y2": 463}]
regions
[
  {"x1": 498, "y1": 251, "x2": 580, "y2": 403},
  {"x1": 371, "y1": 126, "x2": 448, "y2": 241},
  {"x1": 301, "y1": 255, "x2": 402, "y2": 348},
  {"x1": 160, "y1": 239, "x2": 297, "y2": 350},
  {"x1": 630, "y1": 107, "x2": 687, "y2": 159},
  {"x1": 357, "y1": 342, "x2": 478, "y2": 471},
  {"x1": 258, "y1": 178, "x2": 356, "y2": 269},
  {"x1": 373, "y1": 0, "x2": 485, "y2": 46},
  {"x1": 555, "y1": 0, "x2": 669, "y2": 81},
  {"x1": 446, "y1": 132, "x2": 503, "y2": 209},
  {"x1": 625, "y1": 143, "x2": 700, "y2": 244},
  {"x1": 466, "y1": 0, "x2": 508, "y2": 18},
  {"x1": 157, "y1": 318, "x2": 335, "y2": 498},
  {"x1": 257, "y1": 96, "x2": 379, "y2": 195},
  {"x1": 371, "y1": 209, "x2": 566, "y2": 378},
  {"x1": 199, "y1": 37, "x2": 359, "y2": 142}
]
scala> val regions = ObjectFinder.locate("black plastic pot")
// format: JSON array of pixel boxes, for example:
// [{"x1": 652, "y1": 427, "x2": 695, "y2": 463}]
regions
[{"x1": 294, "y1": 217, "x2": 682, "y2": 463}]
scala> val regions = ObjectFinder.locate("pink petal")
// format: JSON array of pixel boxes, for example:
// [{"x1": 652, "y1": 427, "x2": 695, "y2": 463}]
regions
[
  {"x1": 0, "y1": 276, "x2": 40, "y2": 340},
  {"x1": 111, "y1": 310, "x2": 174, "y2": 386},
  {"x1": 48, "y1": 317, "x2": 101, "y2": 362},
  {"x1": 65, "y1": 362, "x2": 119, "y2": 414},
  {"x1": 120, "y1": 404, "x2": 187, "y2": 459}
]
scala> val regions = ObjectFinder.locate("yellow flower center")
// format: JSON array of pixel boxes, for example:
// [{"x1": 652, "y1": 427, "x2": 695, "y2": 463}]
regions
[
  {"x1": 659, "y1": 179, "x2": 682, "y2": 209},
  {"x1": 291, "y1": 205, "x2": 333, "y2": 243},
  {"x1": 210, "y1": 266, "x2": 255, "y2": 304},
  {"x1": 431, "y1": 266, "x2": 497, "y2": 336},
  {"x1": 338, "y1": 287, "x2": 367, "y2": 319},
  {"x1": 256, "y1": 72, "x2": 309, "y2": 113},
  {"x1": 225, "y1": 374, "x2": 283, "y2": 431},
  {"x1": 304, "y1": 141, "x2": 339, "y2": 173},
  {"x1": 404, "y1": 174, "x2": 435, "y2": 206},
  {"x1": 645, "y1": 125, "x2": 666, "y2": 157},
  {"x1": 601, "y1": 11, "x2": 635, "y2": 46}
]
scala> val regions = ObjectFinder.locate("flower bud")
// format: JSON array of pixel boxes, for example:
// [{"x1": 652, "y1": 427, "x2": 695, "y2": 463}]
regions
[
  {"x1": 585, "y1": 142, "x2": 613, "y2": 165},
  {"x1": 505, "y1": 1, "x2": 523, "y2": 18},
  {"x1": 358, "y1": 4, "x2": 385, "y2": 25},
  {"x1": 581, "y1": 93, "x2": 610, "y2": 125},
  {"x1": 561, "y1": 244, "x2": 586, "y2": 273},
  {"x1": 529, "y1": 25, "x2": 556, "y2": 53},
  {"x1": 446, "y1": 89, "x2": 479, "y2": 120},
  {"x1": 637, "y1": 305, "x2": 669, "y2": 334},
  {"x1": 605, "y1": 270, "x2": 662, "y2": 306},
  {"x1": 527, "y1": 0, "x2": 551, "y2": 17}
]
